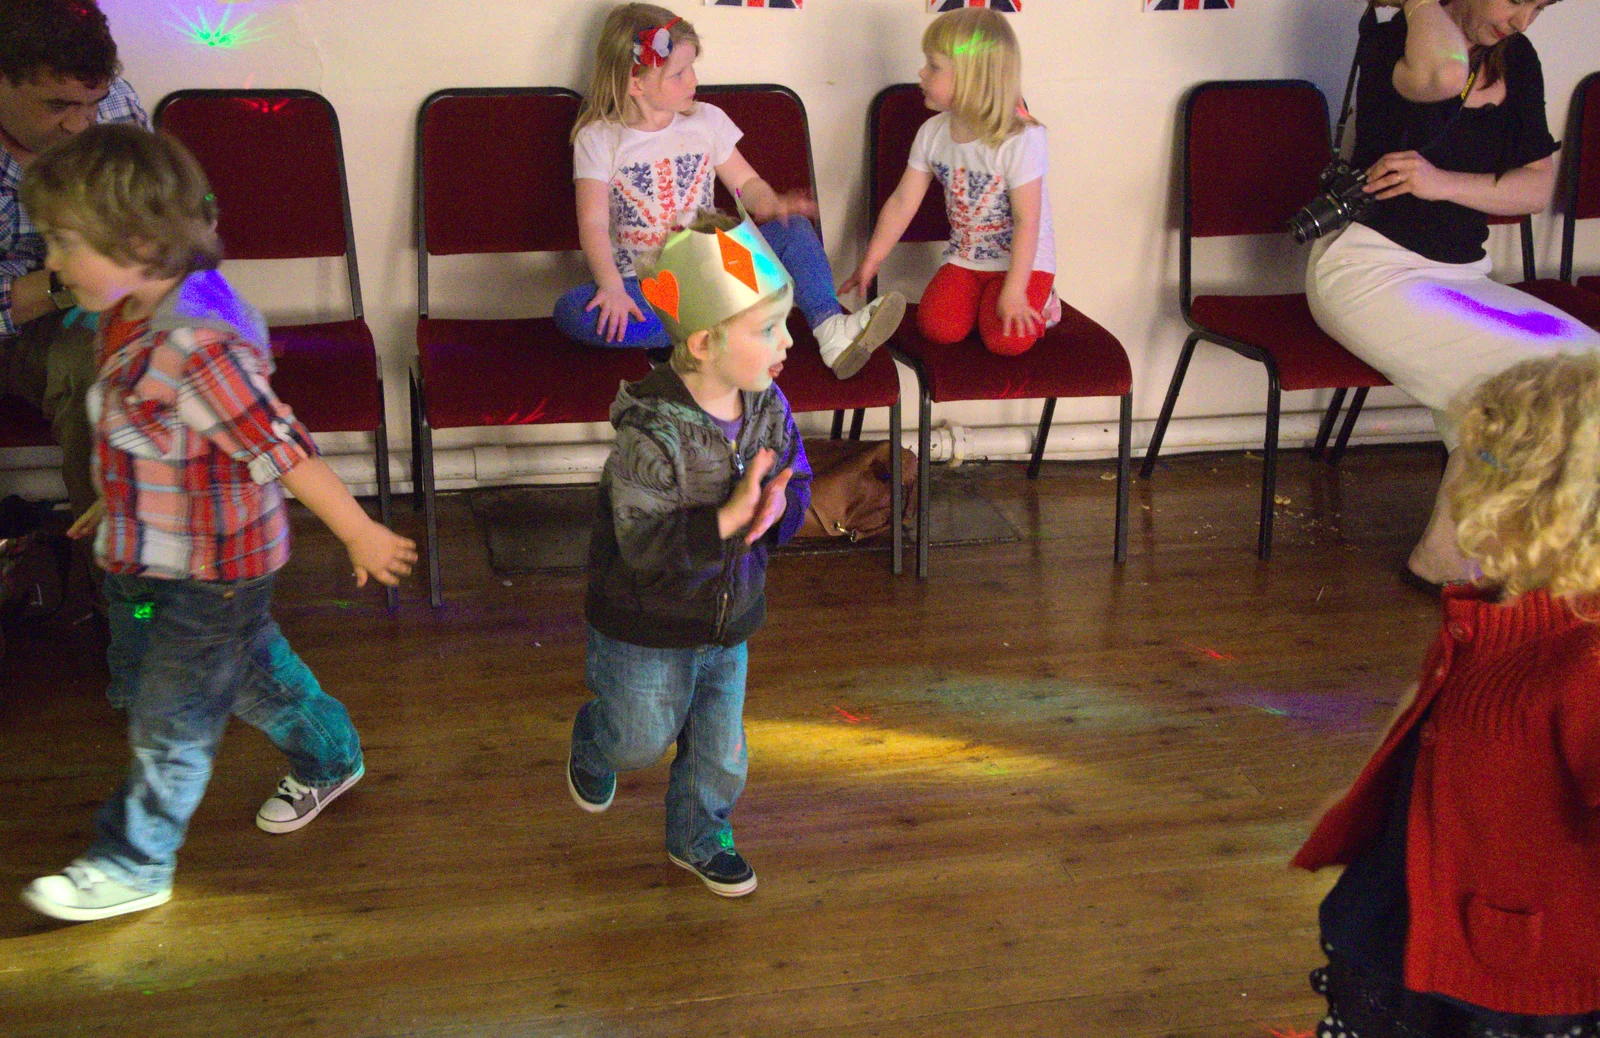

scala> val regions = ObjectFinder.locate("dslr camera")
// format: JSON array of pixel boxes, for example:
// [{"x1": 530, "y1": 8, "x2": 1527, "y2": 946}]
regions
[{"x1": 1288, "y1": 159, "x2": 1372, "y2": 244}]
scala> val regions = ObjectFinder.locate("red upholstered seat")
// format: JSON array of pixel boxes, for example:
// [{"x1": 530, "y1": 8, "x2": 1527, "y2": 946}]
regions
[
  {"x1": 1188, "y1": 294, "x2": 1388, "y2": 391},
  {"x1": 1580, "y1": 276, "x2": 1600, "y2": 297},
  {"x1": 893, "y1": 303, "x2": 1132, "y2": 402},
  {"x1": 1513, "y1": 279, "x2": 1600, "y2": 332},
  {"x1": 416, "y1": 317, "x2": 650, "y2": 429},
  {"x1": 869, "y1": 83, "x2": 1132, "y2": 577},
  {"x1": 271, "y1": 320, "x2": 383, "y2": 432},
  {"x1": 155, "y1": 89, "x2": 394, "y2": 608},
  {"x1": 0, "y1": 395, "x2": 54, "y2": 448},
  {"x1": 1141, "y1": 80, "x2": 1394, "y2": 561}
]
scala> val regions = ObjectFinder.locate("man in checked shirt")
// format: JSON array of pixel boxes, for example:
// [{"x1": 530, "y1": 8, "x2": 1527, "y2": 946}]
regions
[{"x1": 1, "y1": 0, "x2": 147, "y2": 519}]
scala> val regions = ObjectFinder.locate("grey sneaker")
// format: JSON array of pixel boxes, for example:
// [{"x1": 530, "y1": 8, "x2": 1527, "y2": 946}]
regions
[
  {"x1": 22, "y1": 860, "x2": 171, "y2": 922},
  {"x1": 567, "y1": 753, "x2": 616, "y2": 813},
  {"x1": 815, "y1": 292, "x2": 906, "y2": 380},
  {"x1": 255, "y1": 764, "x2": 364, "y2": 833}
]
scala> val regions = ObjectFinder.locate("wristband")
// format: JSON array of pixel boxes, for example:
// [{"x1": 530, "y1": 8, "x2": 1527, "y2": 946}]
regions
[{"x1": 47, "y1": 271, "x2": 76, "y2": 311}]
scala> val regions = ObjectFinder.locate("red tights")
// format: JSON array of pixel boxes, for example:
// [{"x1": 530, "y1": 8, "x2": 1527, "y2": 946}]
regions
[{"x1": 916, "y1": 265, "x2": 1055, "y2": 356}]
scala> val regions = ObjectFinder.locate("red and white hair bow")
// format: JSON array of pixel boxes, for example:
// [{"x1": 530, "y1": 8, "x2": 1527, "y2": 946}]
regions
[{"x1": 633, "y1": 17, "x2": 681, "y2": 70}]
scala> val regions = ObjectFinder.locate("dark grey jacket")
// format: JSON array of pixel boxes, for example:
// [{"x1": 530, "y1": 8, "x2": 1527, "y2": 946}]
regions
[{"x1": 585, "y1": 364, "x2": 812, "y2": 648}]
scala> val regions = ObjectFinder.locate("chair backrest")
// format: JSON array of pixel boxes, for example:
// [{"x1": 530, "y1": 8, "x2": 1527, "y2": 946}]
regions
[
  {"x1": 415, "y1": 88, "x2": 582, "y2": 314},
  {"x1": 868, "y1": 84, "x2": 949, "y2": 244},
  {"x1": 1483, "y1": 213, "x2": 1538, "y2": 282},
  {"x1": 1560, "y1": 71, "x2": 1600, "y2": 281},
  {"x1": 154, "y1": 90, "x2": 362, "y2": 312},
  {"x1": 695, "y1": 85, "x2": 819, "y2": 229}
]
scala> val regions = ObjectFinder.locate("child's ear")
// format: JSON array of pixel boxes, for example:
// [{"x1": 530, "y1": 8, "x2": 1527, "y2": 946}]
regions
[
  {"x1": 685, "y1": 329, "x2": 712, "y2": 364},
  {"x1": 626, "y1": 72, "x2": 645, "y2": 100}
]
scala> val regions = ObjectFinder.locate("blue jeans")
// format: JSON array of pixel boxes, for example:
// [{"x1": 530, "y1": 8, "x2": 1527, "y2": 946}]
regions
[
  {"x1": 553, "y1": 216, "x2": 843, "y2": 349},
  {"x1": 570, "y1": 626, "x2": 749, "y2": 863},
  {"x1": 87, "y1": 572, "x2": 363, "y2": 893}
]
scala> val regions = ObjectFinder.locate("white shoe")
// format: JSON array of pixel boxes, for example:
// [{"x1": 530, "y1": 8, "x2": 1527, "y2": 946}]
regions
[
  {"x1": 22, "y1": 860, "x2": 171, "y2": 922},
  {"x1": 1041, "y1": 288, "x2": 1062, "y2": 330},
  {"x1": 814, "y1": 292, "x2": 906, "y2": 380}
]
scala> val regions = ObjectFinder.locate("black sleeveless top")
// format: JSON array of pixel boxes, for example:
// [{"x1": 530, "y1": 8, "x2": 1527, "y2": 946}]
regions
[{"x1": 1351, "y1": 11, "x2": 1558, "y2": 264}]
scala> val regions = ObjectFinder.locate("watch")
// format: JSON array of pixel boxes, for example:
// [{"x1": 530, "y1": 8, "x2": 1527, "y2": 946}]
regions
[{"x1": 47, "y1": 270, "x2": 76, "y2": 311}]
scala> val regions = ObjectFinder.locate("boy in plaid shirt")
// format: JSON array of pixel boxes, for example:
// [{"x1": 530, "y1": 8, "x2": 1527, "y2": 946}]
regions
[{"x1": 18, "y1": 124, "x2": 416, "y2": 922}]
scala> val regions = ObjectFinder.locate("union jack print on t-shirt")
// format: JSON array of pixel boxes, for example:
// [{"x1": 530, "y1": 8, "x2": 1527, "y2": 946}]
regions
[
  {"x1": 608, "y1": 151, "x2": 718, "y2": 276},
  {"x1": 930, "y1": 160, "x2": 1015, "y2": 264}
]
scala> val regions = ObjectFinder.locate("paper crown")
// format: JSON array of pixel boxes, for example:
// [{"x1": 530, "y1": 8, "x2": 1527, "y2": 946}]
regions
[{"x1": 637, "y1": 201, "x2": 794, "y2": 343}]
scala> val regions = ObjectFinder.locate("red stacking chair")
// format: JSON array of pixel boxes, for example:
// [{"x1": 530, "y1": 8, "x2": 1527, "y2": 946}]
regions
[
  {"x1": 1141, "y1": 81, "x2": 1391, "y2": 561},
  {"x1": 155, "y1": 90, "x2": 396, "y2": 608},
  {"x1": 0, "y1": 398, "x2": 54, "y2": 451},
  {"x1": 869, "y1": 84, "x2": 1132, "y2": 579},
  {"x1": 699, "y1": 84, "x2": 903, "y2": 574},
  {"x1": 413, "y1": 89, "x2": 652, "y2": 606},
  {"x1": 1512, "y1": 72, "x2": 1600, "y2": 330}
]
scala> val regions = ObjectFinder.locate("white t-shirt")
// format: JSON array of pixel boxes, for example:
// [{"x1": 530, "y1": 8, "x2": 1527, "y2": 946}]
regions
[
  {"x1": 907, "y1": 112, "x2": 1056, "y2": 274},
  {"x1": 572, "y1": 103, "x2": 744, "y2": 279}
]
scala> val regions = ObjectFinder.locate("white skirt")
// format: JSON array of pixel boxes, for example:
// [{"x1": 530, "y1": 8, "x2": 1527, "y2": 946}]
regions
[{"x1": 1306, "y1": 222, "x2": 1600, "y2": 447}]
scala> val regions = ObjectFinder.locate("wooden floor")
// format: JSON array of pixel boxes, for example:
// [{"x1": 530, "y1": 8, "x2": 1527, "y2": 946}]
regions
[{"x1": 0, "y1": 444, "x2": 1451, "y2": 1038}]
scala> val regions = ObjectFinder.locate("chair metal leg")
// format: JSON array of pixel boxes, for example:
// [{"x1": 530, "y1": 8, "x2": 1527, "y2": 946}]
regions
[
  {"x1": 1258, "y1": 374, "x2": 1281, "y2": 561},
  {"x1": 1328, "y1": 386, "x2": 1368, "y2": 466},
  {"x1": 830, "y1": 410, "x2": 845, "y2": 440},
  {"x1": 374, "y1": 377, "x2": 397, "y2": 613},
  {"x1": 1027, "y1": 398, "x2": 1057, "y2": 480},
  {"x1": 917, "y1": 384, "x2": 932, "y2": 580},
  {"x1": 1140, "y1": 331, "x2": 1200, "y2": 479},
  {"x1": 1115, "y1": 392, "x2": 1131, "y2": 564},
  {"x1": 889, "y1": 396, "x2": 903, "y2": 576},
  {"x1": 848, "y1": 408, "x2": 865, "y2": 441},
  {"x1": 421, "y1": 415, "x2": 442, "y2": 608},
  {"x1": 1310, "y1": 387, "x2": 1347, "y2": 461},
  {"x1": 408, "y1": 370, "x2": 425, "y2": 512}
]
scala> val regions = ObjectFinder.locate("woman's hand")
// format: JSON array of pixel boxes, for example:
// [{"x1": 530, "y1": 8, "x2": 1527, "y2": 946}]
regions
[
  {"x1": 1364, "y1": 150, "x2": 1452, "y2": 202},
  {"x1": 586, "y1": 281, "x2": 645, "y2": 343},
  {"x1": 997, "y1": 283, "x2": 1044, "y2": 340}
]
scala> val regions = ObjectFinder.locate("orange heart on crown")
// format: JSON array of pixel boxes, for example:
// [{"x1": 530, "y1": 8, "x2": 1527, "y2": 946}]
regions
[{"x1": 639, "y1": 270, "x2": 680, "y2": 322}]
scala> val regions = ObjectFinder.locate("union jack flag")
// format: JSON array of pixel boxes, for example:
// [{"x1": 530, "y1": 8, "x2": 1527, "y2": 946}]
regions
[
  {"x1": 929, "y1": 0, "x2": 1021, "y2": 11},
  {"x1": 708, "y1": 0, "x2": 802, "y2": 7},
  {"x1": 1144, "y1": 0, "x2": 1234, "y2": 9}
]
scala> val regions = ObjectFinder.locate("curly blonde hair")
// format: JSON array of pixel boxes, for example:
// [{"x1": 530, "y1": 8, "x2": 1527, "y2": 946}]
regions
[
  {"x1": 1451, "y1": 352, "x2": 1600, "y2": 598},
  {"x1": 572, "y1": 3, "x2": 702, "y2": 141},
  {"x1": 922, "y1": 8, "x2": 1037, "y2": 146}
]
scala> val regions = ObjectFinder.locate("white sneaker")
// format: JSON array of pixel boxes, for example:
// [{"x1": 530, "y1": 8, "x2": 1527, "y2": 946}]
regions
[
  {"x1": 22, "y1": 860, "x2": 171, "y2": 922},
  {"x1": 814, "y1": 292, "x2": 906, "y2": 380},
  {"x1": 255, "y1": 764, "x2": 364, "y2": 833}
]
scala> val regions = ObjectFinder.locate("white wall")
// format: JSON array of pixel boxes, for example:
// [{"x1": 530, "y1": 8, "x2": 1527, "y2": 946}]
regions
[{"x1": 11, "y1": 0, "x2": 1599, "y2": 493}]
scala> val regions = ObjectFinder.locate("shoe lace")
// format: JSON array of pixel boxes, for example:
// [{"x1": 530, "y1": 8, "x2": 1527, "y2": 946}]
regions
[
  {"x1": 275, "y1": 775, "x2": 314, "y2": 801},
  {"x1": 63, "y1": 861, "x2": 109, "y2": 890}
]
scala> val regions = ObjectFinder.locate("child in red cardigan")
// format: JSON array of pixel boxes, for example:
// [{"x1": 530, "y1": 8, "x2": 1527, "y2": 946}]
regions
[{"x1": 1294, "y1": 353, "x2": 1600, "y2": 1038}]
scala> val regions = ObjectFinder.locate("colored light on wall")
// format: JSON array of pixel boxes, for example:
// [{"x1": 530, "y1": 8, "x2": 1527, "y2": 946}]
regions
[{"x1": 171, "y1": 6, "x2": 264, "y2": 49}]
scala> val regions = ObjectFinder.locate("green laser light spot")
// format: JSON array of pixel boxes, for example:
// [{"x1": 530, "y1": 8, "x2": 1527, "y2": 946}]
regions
[
  {"x1": 953, "y1": 31, "x2": 990, "y2": 56},
  {"x1": 132, "y1": 602, "x2": 154, "y2": 621},
  {"x1": 171, "y1": 7, "x2": 263, "y2": 49}
]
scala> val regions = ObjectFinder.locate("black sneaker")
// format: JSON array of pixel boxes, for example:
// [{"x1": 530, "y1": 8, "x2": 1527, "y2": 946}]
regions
[
  {"x1": 667, "y1": 849, "x2": 757, "y2": 897},
  {"x1": 566, "y1": 753, "x2": 615, "y2": 813}
]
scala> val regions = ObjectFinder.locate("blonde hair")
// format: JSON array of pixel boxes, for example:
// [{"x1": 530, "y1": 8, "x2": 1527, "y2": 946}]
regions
[
  {"x1": 634, "y1": 210, "x2": 791, "y2": 374},
  {"x1": 20, "y1": 123, "x2": 221, "y2": 278},
  {"x1": 572, "y1": 3, "x2": 702, "y2": 141},
  {"x1": 922, "y1": 8, "x2": 1036, "y2": 146},
  {"x1": 1451, "y1": 353, "x2": 1600, "y2": 599}
]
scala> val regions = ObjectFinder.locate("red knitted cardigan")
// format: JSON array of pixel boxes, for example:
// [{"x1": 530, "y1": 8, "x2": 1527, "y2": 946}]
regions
[{"x1": 1293, "y1": 585, "x2": 1600, "y2": 1016}]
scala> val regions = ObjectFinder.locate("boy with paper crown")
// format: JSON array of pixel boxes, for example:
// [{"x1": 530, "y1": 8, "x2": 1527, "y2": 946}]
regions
[{"x1": 566, "y1": 206, "x2": 812, "y2": 898}]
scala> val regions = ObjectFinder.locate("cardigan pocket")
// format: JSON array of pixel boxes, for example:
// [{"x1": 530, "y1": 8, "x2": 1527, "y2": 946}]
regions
[{"x1": 1463, "y1": 896, "x2": 1543, "y2": 974}]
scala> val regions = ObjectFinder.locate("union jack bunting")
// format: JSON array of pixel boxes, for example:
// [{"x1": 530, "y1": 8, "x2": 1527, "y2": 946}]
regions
[
  {"x1": 1144, "y1": 0, "x2": 1235, "y2": 10},
  {"x1": 929, "y1": 0, "x2": 1021, "y2": 12},
  {"x1": 708, "y1": 0, "x2": 803, "y2": 7}
]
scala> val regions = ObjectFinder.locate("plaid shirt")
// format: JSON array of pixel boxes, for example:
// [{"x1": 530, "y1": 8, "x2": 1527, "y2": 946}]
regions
[
  {"x1": 91, "y1": 300, "x2": 317, "y2": 582},
  {"x1": 1, "y1": 77, "x2": 148, "y2": 337}
]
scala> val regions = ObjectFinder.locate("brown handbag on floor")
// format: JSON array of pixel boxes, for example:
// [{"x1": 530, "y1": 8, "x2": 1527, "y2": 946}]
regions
[{"x1": 795, "y1": 439, "x2": 917, "y2": 542}]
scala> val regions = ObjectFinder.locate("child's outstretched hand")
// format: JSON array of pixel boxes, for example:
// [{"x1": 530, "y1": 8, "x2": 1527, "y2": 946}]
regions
[
  {"x1": 66, "y1": 498, "x2": 105, "y2": 540},
  {"x1": 767, "y1": 189, "x2": 820, "y2": 223},
  {"x1": 997, "y1": 284, "x2": 1044, "y2": 340},
  {"x1": 837, "y1": 262, "x2": 878, "y2": 301},
  {"x1": 587, "y1": 281, "x2": 645, "y2": 343},
  {"x1": 345, "y1": 521, "x2": 418, "y2": 588},
  {"x1": 719, "y1": 448, "x2": 780, "y2": 541},
  {"x1": 745, "y1": 465, "x2": 793, "y2": 545}
]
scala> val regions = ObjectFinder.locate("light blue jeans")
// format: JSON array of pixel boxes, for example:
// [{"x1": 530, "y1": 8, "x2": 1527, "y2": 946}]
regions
[
  {"x1": 553, "y1": 216, "x2": 843, "y2": 349},
  {"x1": 570, "y1": 626, "x2": 749, "y2": 863},
  {"x1": 87, "y1": 572, "x2": 363, "y2": 893}
]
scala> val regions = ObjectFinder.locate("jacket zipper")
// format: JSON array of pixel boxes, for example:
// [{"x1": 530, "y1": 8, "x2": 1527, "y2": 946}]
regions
[{"x1": 710, "y1": 399, "x2": 752, "y2": 643}]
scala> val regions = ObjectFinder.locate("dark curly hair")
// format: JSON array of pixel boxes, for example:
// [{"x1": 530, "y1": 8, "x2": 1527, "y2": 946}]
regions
[{"x1": 0, "y1": 0, "x2": 120, "y2": 87}]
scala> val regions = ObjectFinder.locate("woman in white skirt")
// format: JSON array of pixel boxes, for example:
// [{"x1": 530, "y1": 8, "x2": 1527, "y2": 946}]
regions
[{"x1": 1307, "y1": 0, "x2": 1600, "y2": 589}]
